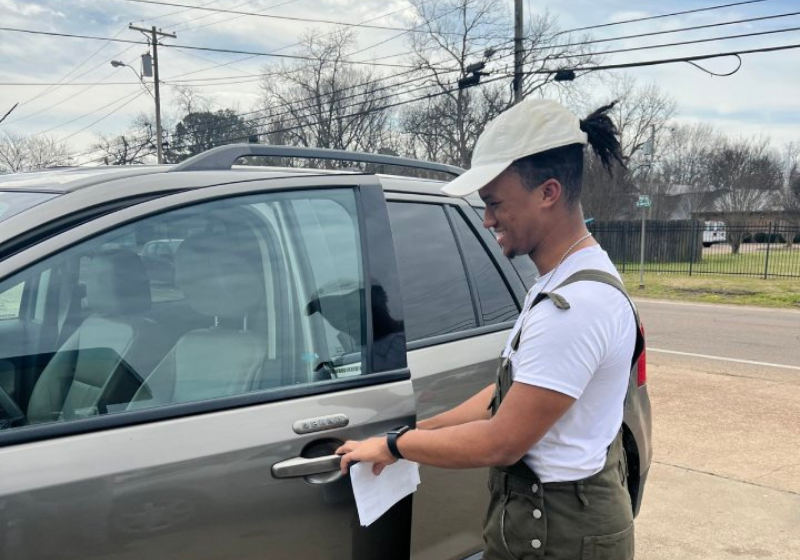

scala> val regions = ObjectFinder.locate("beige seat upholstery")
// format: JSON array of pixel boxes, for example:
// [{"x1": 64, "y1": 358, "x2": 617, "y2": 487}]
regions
[
  {"x1": 129, "y1": 234, "x2": 266, "y2": 409},
  {"x1": 27, "y1": 250, "x2": 163, "y2": 424}
]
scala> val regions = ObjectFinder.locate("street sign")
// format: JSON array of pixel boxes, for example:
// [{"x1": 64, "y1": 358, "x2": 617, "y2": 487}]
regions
[{"x1": 637, "y1": 195, "x2": 651, "y2": 208}]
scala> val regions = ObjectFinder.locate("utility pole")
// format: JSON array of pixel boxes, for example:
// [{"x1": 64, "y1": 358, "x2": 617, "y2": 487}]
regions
[
  {"x1": 513, "y1": 0, "x2": 523, "y2": 104},
  {"x1": 638, "y1": 125, "x2": 656, "y2": 289},
  {"x1": 128, "y1": 25, "x2": 176, "y2": 164}
]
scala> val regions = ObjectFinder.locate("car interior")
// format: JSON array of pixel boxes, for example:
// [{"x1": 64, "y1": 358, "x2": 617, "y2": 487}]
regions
[{"x1": 0, "y1": 195, "x2": 365, "y2": 430}]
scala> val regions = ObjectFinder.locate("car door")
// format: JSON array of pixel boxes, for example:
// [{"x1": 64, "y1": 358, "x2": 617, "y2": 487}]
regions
[
  {"x1": 0, "y1": 176, "x2": 415, "y2": 560},
  {"x1": 383, "y1": 193, "x2": 527, "y2": 560}
]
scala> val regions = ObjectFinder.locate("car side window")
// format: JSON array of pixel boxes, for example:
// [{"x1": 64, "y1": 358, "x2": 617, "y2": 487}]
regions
[
  {"x1": 387, "y1": 202, "x2": 477, "y2": 342},
  {"x1": 451, "y1": 210, "x2": 519, "y2": 324},
  {"x1": 0, "y1": 188, "x2": 367, "y2": 432}
]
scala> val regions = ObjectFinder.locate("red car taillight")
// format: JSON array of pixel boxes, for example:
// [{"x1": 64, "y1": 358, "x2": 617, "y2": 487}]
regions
[{"x1": 637, "y1": 325, "x2": 647, "y2": 386}]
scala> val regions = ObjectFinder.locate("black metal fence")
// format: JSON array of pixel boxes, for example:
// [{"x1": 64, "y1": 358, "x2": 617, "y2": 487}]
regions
[{"x1": 588, "y1": 220, "x2": 800, "y2": 279}]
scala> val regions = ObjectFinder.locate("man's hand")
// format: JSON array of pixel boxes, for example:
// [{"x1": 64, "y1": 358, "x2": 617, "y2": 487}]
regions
[{"x1": 337, "y1": 436, "x2": 398, "y2": 475}]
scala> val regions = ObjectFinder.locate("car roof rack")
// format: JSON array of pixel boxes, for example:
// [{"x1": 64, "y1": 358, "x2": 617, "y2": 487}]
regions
[{"x1": 169, "y1": 144, "x2": 465, "y2": 178}]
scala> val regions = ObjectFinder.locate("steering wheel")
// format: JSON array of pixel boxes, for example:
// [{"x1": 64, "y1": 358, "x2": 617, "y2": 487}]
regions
[{"x1": 0, "y1": 386, "x2": 26, "y2": 428}]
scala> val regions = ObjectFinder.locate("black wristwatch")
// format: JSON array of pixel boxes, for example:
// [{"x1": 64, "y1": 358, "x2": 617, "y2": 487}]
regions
[{"x1": 386, "y1": 426, "x2": 412, "y2": 459}]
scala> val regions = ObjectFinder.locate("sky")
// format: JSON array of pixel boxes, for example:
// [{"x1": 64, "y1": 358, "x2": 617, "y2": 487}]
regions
[{"x1": 1, "y1": 0, "x2": 799, "y2": 163}]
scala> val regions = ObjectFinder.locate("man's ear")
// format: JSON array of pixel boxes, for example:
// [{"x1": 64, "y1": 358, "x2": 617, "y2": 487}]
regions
[{"x1": 539, "y1": 179, "x2": 563, "y2": 208}]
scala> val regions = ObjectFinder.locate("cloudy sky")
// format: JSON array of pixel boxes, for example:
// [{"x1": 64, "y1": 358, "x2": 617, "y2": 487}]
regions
[{"x1": 1, "y1": 0, "x2": 799, "y2": 162}]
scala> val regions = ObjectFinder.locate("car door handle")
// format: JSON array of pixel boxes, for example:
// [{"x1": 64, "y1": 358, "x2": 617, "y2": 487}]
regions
[{"x1": 272, "y1": 454, "x2": 342, "y2": 479}]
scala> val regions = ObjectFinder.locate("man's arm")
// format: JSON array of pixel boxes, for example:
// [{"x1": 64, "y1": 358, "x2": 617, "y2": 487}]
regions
[
  {"x1": 338, "y1": 381, "x2": 575, "y2": 474},
  {"x1": 416, "y1": 384, "x2": 494, "y2": 430}
]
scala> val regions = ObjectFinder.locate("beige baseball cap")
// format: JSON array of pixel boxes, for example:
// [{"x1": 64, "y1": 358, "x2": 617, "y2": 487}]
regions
[{"x1": 441, "y1": 98, "x2": 588, "y2": 197}]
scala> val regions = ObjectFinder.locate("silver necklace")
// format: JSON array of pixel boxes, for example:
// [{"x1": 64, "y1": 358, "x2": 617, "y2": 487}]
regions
[{"x1": 536, "y1": 232, "x2": 593, "y2": 294}]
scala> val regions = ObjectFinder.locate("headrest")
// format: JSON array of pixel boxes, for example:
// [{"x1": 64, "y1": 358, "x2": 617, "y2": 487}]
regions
[
  {"x1": 86, "y1": 250, "x2": 151, "y2": 315},
  {"x1": 305, "y1": 280, "x2": 363, "y2": 334},
  {"x1": 175, "y1": 233, "x2": 262, "y2": 318}
]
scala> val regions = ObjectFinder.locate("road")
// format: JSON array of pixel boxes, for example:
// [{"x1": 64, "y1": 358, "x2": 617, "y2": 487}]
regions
[{"x1": 632, "y1": 299, "x2": 800, "y2": 560}]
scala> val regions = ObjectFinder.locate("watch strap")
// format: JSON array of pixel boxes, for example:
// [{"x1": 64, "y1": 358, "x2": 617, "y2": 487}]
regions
[{"x1": 387, "y1": 426, "x2": 411, "y2": 459}]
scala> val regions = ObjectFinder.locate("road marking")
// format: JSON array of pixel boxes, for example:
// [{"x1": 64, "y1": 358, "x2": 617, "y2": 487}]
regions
[
  {"x1": 634, "y1": 298, "x2": 800, "y2": 314},
  {"x1": 649, "y1": 347, "x2": 800, "y2": 371}
]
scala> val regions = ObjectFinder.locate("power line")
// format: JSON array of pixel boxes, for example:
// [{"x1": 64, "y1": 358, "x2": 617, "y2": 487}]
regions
[
  {"x1": 0, "y1": 26, "x2": 440, "y2": 70},
  {"x1": 135, "y1": 0, "x2": 229, "y2": 26},
  {"x1": 507, "y1": 23, "x2": 800, "y2": 65},
  {"x1": 553, "y1": 0, "x2": 782, "y2": 36},
  {"x1": 78, "y1": 73, "x2": 510, "y2": 165},
  {"x1": 33, "y1": 88, "x2": 147, "y2": 137},
  {"x1": 68, "y1": 21, "x2": 784, "y2": 152},
  {"x1": 0, "y1": 82, "x2": 142, "y2": 86},
  {"x1": 545, "y1": 9, "x2": 800, "y2": 50},
  {"x1": 115, "y1": 0, "x2": 459, "y2": 34},
  {"x1": 62, "y1": 3, "x2": 796, "y2": 155},
  {"x1": 173, "y1": 0, "x2": 305, "y2": 33},
  {"x1": 59, "y1": 91, "x2": 149, "y2": 143},
  {"x1": 525, "y1": 41, "x2": 800, "y2": 74},
  {"x1": 16, "y1": 25, "x2": 130, "y2": 110},
  {"x1": 162, "y1": 0, "x2": 443, "y2": 82},
  {"x1": 3, "y1": 51, "x2": 143, "y2": 126}
]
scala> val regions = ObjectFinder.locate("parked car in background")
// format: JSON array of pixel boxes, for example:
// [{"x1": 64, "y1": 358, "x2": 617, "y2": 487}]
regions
[
  {"x1": 0, "y1": 145, "x2": 651, "y2": 560},
  {"x1": 703, "y1": 220, "x2": 727, "y2": 247}
]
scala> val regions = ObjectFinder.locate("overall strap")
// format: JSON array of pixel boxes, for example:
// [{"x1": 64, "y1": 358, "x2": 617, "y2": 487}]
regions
[
  {"x1": 550, "y1": 269, "x2": 645, "y2": 369},
  {"x1": 510, "y1": 269, "x2": 645, "y2": 367}
]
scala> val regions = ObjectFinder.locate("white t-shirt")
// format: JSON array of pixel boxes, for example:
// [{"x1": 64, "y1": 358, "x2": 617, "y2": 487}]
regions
[{"x1": 502, "y1": 245, "x2": 636, "y2": 482}]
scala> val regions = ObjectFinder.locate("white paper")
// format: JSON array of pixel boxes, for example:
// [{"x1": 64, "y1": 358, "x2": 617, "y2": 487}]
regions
[{"x1": 350, "y1": 460, "x2": 421, "y2": 527}]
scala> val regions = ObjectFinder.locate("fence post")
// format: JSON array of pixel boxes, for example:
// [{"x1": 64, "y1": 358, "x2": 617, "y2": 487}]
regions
[
  {"x1": 689, "y1": 222, "x2": 696, "y2": 276},
  {"x1": 763, "y1": 222, "x2": 773, "y2": 279},
  {"x1": 622, "y1": 223, "x2": 627, "y2": 273}
]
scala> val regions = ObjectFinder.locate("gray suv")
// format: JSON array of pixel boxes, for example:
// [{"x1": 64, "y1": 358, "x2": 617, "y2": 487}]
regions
[{"x1": 0, "y1": 145, "x2": 651, "y2": 560}]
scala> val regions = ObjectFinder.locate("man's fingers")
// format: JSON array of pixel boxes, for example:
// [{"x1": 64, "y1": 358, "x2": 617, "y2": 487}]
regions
[
  {"x1": 373, "y1": 463, "x2": 386, "y2": 476},
  {"x1": 339, "y1": 452, "x2": 354, "y2": 474},
  {"x1": 335, "y1": 440, "x2": 357, "y2": 455}
]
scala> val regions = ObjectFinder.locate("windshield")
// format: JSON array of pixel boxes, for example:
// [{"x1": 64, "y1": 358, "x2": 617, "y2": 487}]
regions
[{"x1": 0, "y1": 191, "x2": 59, "y2": 224}]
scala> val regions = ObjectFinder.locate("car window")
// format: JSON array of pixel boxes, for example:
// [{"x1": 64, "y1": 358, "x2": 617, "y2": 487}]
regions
[
  {"x1": 511, "y1": 256, "x2": 538, "y2": 289},
  {"x1": 451, "y1": 210, "x2": 519, "y2": 325},
  {"x1": 0, "y1": 188, "x2": 367, "y2": 432},
  {"x1": 387, "y1": 202, "x2": 477, "y2": 341}
]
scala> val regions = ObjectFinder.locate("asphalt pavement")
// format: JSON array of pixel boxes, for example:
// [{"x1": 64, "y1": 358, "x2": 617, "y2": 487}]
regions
[{"x1": 632, "y1": 299, "x2": 800, "y2": 560}]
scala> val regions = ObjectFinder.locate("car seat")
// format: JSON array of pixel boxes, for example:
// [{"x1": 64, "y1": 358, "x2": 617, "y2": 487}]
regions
[
  {"x1": 128, "y1": 233, "x2": 266, "y2": 408},
  {"x1": 27, "y1": 250, "x2": 163, "y2": 424}
]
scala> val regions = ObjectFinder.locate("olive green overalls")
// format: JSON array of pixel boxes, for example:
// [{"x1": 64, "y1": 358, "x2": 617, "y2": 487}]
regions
[{"x1": 483, "y1": 270, "x2": 644, "y2": 560}]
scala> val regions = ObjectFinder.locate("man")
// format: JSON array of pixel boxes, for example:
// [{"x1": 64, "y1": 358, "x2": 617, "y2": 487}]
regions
[{"x1": 338, "y1": 99, "x2": 642, "y2": 559}]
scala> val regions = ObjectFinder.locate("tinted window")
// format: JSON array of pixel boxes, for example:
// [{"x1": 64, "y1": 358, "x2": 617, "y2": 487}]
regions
[
  {"x1": 452, "y1": 211, "x2": 519, "y2": 324},
  {"x1": 388, "y1": 202, "x2": 476, "y2": 341},
  {"x1": 0, "y1": 188, "x2": 367, "y2": 432},
  {"x1": 511, "y1": 256, "x2": 539, "y2": 289}
]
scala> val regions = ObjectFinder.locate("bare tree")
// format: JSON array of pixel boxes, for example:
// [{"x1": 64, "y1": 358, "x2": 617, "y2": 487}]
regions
[
  {"x1": 605, "y1": 75, "x2": 677, "y2": 162},
  {"x1": 581, "y1": 154, "x2": 636, "y2": 221},
  {"x1": 92, "y1": 114, "x2": 156, "y2": 165},
  {"x1": 779, "y1": 141, "x2": 800, "y2": 247},
  {"x1": 258, "y1": 29, "x2": 394, "y2": 160},
  {"x1": 171, "y1": 84, "x2": 213, "y2": 116},
  {"x1": 400, "y1": 0, "x2": 601, "y2": 167},
  {"x1": 709, "y1": 138, "x2": 784, "y2": 253},
  {"x1": 0, "y1": 131, "x2": 73, "y2": 173},
  {"x1": 657, "y1": 123, "x2": 723, "y2": 219}
]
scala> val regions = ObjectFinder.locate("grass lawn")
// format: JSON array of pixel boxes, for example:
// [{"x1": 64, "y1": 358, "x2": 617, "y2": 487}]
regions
[
  {"x1": 621, "y1": 272, "x2": 800, "y2": 309},
  {"x1": 616, "y1": 246, "x2": 800, "y2": 278}
]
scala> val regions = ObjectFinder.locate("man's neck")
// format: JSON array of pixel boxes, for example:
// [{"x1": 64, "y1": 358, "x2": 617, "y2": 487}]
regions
[{"x1": 530, "y1": 222, "x2": 596, "y2": 276}]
